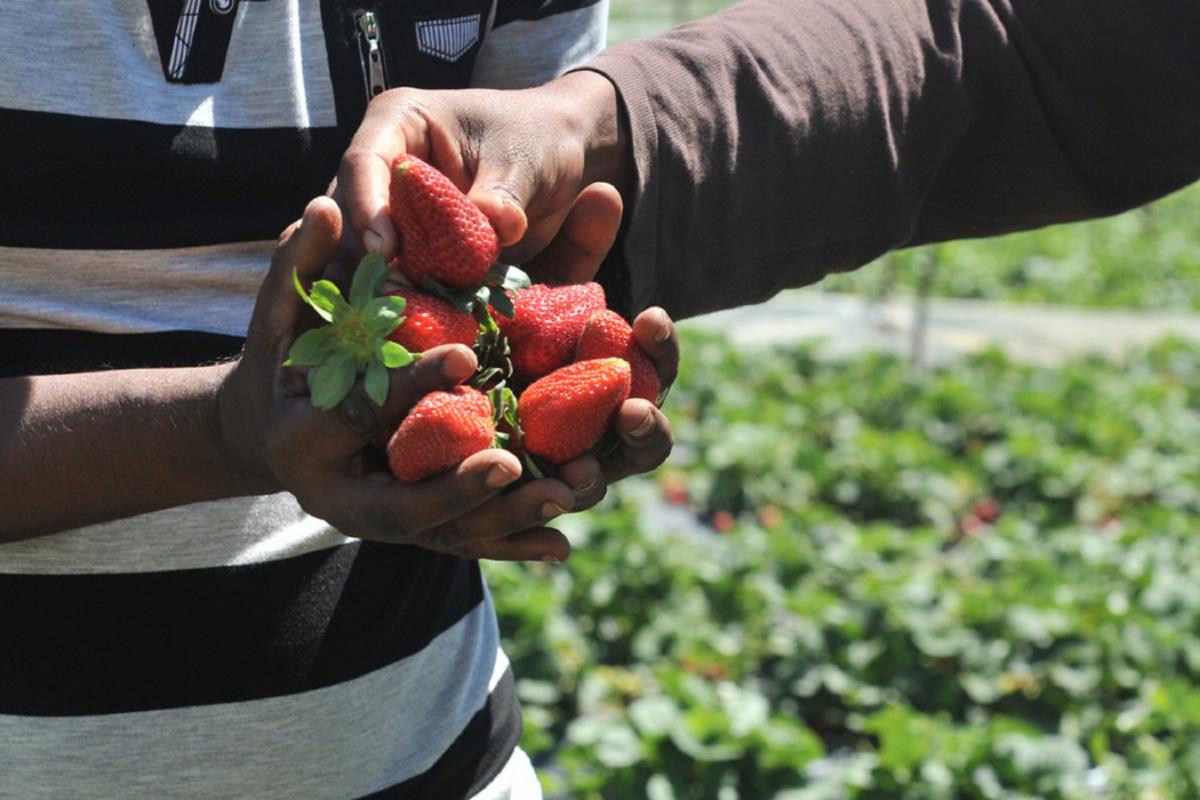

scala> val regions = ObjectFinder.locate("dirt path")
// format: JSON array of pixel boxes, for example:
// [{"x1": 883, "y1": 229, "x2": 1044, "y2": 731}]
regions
[{"x1": 681, "y1": 290, "x2": 1200, "y2": 365}]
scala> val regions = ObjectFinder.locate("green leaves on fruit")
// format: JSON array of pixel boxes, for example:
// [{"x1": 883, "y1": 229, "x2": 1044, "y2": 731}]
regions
[
  {"x1": 285, "y1": 253, "x2": 414, "y2": 410},
  {"x1": 417, "y1": 262, "x2": 531, "y2": 320}
]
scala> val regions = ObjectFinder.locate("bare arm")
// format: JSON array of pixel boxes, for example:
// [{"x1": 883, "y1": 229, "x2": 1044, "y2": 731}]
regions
[
  {"x1": 0, "y1": 364, "x2": 270, "y2": 540},
  {"x1": 583, "y1": 0, "x2": 1200, "y2": 317},
  {"x1": 339, "y1": 0, "x2": 1200, "y2": 321},
  {"x1": 0, "y1": 199, "x2": 577, "y2": 562}
]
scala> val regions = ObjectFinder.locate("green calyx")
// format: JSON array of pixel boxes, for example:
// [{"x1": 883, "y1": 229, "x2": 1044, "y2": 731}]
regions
[
  {"x1": 285, "y1": 252, "x2": 414, "y2": 410},
  {"x1": 488, "y1": 385, "x2": 520, "y2": 445},
  {"x1": 419, "y1": 262, "x2": 531, "y2": 319},
  {"x1": 486, "y1": 383, "x2": 550, "y2": 482}
]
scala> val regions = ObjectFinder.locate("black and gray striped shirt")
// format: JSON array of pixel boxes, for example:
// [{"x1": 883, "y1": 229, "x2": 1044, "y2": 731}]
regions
[{"x1": 0, "y1": 1, "x2": 606, "y2": 797}]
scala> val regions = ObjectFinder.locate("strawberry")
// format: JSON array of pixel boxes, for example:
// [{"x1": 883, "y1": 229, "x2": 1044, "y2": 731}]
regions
[
  {"x1": 385, "y1": 289, "x2": 478, "y2": 352},
  {"x1": 496, "y1": 282, "x2": 606, "y2": 384},
  {"x1": 575, "y1": 309, "x2": 661, "y2": 403},
  {"x1": 387, "y1": 386, "x2": 496, "y2": 482},
  {"x1": 519, "y1": 358, "x2": 631, "y2": 464},
  {"x1": 389, "y1": 153, "x2": 498, "y2": 290}
]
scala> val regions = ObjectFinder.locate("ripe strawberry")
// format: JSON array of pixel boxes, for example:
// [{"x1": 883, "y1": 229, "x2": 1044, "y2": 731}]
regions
[
  {"x1": 711, "y1": 510, "x2": 736, "y2": 534},
  {"x1": 496, "y1": 282, "x2": 606, "y2": 383},
  {"x1": 389, "y1": 154, "x2": 499, "y2": 290},
  {"x1": 576, "y1": 309, "x2": 661, "y2": 403},
  {"x1": 973, "y1": 497, "x2": 1001, "y2": 523},
  {"x1": 519, "y1": 358, "x2": 631, "y2": 464},
  {"x1": 385, "y1": 289, "x2": 478, "y2": 352},
  {"x1": 387, "y1": 386, "x2": 495, "y2": 482}
]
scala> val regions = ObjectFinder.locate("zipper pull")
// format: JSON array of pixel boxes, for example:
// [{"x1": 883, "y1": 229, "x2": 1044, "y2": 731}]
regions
[{"x1": 356, "y1": 10, "x2": 388, "y2": 100}]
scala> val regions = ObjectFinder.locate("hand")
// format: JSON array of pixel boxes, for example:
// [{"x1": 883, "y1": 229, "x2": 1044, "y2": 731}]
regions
[
  {"x1": 517, "y1": 183, "x2": 679, "y2": 511},
  {"x1": 218, "y1": 197, "x2": 576, "y2": 562},
  {"x1": 556, "y1": 305, "x2": 679, "y2": 511},
  {"x1": 335, "y1": 70, "x2": 630, "y2": 266},
  {"x1": 336, "y1": 74, "x2": 676, "y2": 516}
]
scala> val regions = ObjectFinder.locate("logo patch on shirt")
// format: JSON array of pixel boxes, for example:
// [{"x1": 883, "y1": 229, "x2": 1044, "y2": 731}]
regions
[
  {"x1": 414, "y1": 14, "x2": 482, "y2": 62},
  {"x1": 145, "y1": 0, "x2": 269, "y2": 84}
]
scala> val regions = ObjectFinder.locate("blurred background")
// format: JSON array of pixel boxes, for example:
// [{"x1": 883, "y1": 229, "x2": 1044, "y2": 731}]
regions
[{"x1": 484, "y1": 3, "x2": 1200, "y2": 798}]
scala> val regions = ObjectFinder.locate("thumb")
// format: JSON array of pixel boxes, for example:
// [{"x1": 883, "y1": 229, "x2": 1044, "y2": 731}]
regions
[
  {"x1": 468, "y1": 164, "x2": 532, "y2": 249},
  {"x1": 250, "y1": 196, "x2": 344, "y2": 348}
]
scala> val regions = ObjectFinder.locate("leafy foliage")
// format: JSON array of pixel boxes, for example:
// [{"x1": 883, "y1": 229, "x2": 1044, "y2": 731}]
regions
[
  {"x1": 485, "y1": 332, "x2": 1200, "y2": 799},
  {"x1": 821, "y1": 184, "x2": 1200, "y2": 310}
]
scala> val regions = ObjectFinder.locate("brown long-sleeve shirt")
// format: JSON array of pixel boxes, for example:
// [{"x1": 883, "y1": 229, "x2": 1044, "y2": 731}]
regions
[{"x1": 585, "y1": 0, "x2": 1200, "y2": 319}]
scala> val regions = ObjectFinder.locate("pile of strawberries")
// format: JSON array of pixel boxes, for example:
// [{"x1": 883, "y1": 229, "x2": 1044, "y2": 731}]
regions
[{"x1": 289, "y1": 154, "x2": 661, "y2": 483}]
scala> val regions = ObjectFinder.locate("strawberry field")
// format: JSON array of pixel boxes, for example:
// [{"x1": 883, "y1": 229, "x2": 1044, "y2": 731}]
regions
[
  {"x1": 820, "y1": 184, "x2": 1200, "y2": 312},
  {"x1": 485, "y1": 331, "x2": 1200, "y2": 799},
  {"x1": 479, "y1": 7, "x2": 1200, "y2": 798}
]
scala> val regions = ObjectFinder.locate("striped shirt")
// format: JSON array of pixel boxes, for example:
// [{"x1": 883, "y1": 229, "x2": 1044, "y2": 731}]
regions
[{"x1": 0, "y1": 1, "x2": 606, "y2": 797}]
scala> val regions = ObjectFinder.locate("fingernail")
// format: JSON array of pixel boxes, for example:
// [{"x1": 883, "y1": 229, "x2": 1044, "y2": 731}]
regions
[
  {"x1": 487, "y1": 464, "x2": 519, "y2": 489},
  {"x1": 542, "y1": 554, "x2": 562, "y2": 564},
  {"x1": 628, "y1": 411, "x2": 656, "y2": 439},
  {"x1": 364, "y1": 229, "x2": 383, "y2": 253},
  {"x1": 542, "y1": 501, "x2": 568, "y2": 520},
  {"x1": 572, "y1": 475, "x2": 600, "y2": 494}
]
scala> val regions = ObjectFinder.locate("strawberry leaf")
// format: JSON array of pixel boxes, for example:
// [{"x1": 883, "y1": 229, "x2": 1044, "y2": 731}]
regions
[
  {"x1": 310, "y1": 352, "x2": 357, "y2": 410},
  {"x1": 490, "y1": 263, "x2": 531, "y2": 292},
  {"x1": 364, "y1": 295, "x2": 408, "y2": 335},
  {"x1": 421, "y1": 277, "x2": 478, "y2": 313},
  {"x1": 369, "y1": 314, "x2": 406, "y2": 338},
  {"x1": 379, "y1": 340, "x2": 415, "y2": 368},
  {"x1": 310, "y1": 280, "x2": 350, "y2": 322},
  {"x1": 365, "y1": 358, "x2": 389, "y2": 407},
  {"x1": 285, "y1": 327, "x2": 336, "y2": 366},
  {"x1": 350, "y1": 252, "x2": 389, "y2": 307},
  {"x1": 472, "y1": 367, "x2": 505, "y2": 389},
  {"x1": 293, "y1": 270, "x2": 333, "y2": 323},
  {"x1": 487, "y1": 287, "x2": 516, "y2": 321}
]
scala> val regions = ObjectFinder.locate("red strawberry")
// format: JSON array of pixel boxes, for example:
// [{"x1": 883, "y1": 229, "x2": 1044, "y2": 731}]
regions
[
  {"x1": 389, "y1": 154, "x2": 498, "y2": 290},
  {"x1": 387, "y1": 386, "x2": 495, "y2": 482},
  {"x1": 496, "y1": 282, "x2": 605, "y2": 383},
  {"x1": 385, "y1": 289, "x2": 477, "y2": 352},
  {"x1": 519, "y1": 358, "x2": 631, "y2": 464},
  {"x1": 576, "y1": 309, "x2": 661, "y2": 403},
  {"x1": 973, "y1": 497, "x2": 1001, "y2": 523}
]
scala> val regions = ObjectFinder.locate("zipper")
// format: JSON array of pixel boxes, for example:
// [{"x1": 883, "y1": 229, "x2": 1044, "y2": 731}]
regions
[{"x1": 355, "y1": 10, "x2": 388, "y2": 100}]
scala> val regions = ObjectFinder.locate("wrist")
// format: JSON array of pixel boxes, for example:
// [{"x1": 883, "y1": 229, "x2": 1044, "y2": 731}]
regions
[
  {"x1": 549, "y1": 70, "x2": 633, "y2": 200},
  {"x1": 211, "y1": 360, "x2": 284, "y2": 497}
]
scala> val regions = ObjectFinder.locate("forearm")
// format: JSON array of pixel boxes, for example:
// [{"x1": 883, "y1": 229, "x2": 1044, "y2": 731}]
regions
[
  {"x1": 579, "y1": 0, "x2": 1200, "y2": 318},
  {"x1": 0, "y1": 363, "x2": 276, "y2": 541}
]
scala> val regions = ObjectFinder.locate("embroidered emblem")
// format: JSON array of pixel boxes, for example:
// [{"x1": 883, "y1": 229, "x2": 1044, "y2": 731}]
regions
[{"x1": 415, "y1": 14, "x2": 481, "y2": 62}]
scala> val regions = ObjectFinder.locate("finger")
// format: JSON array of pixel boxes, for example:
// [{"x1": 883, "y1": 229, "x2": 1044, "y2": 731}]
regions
[
  {"x1": 337, "y1": 92, "x2": 433, "y2": 258},
  {"x1": 331, "y1": 344, "x2": 478, "y2": 442},
  {"x1": 524, "y1": 182, "x2": 623, "y2": 285},
  {"x1": 250, "y1": 197, "x2": 343, "y2": 351},
  {"x1": 422, "y1": 477, "x2": 575, "y2": 552},
  {"x1": 325, "y1": 447, "x2": 525, "y2": 540},
  {"x1": 457, "y1": 528, "x2": 572, "y2": 563},
  {"x1": 467, "y1": 155, "x2": 535, "y2": 249},
  {"x1": 557, "y1": 454, "x2": 607, "y2": 511},
  {"x1": 599, "y1": 400, "x2": 675, "y2": 484},
  {"x1": 631, "y1": 306, "x2": 680, "y2": 397}
]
